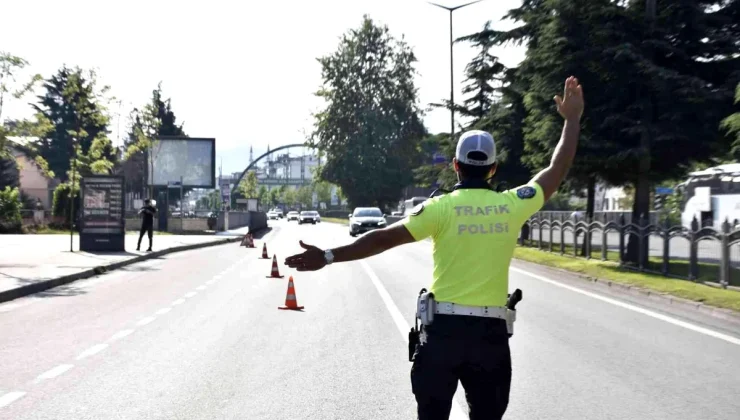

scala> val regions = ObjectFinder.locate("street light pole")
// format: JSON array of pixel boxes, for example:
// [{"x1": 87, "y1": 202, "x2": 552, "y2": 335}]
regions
[{"x1": 428, "y1": 0, "x2": 484, "y2": 143}]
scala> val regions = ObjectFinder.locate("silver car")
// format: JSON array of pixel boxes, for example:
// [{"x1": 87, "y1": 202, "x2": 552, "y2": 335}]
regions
[
  {"x1": 349, "y1": 207, "x2": 386, "y2": 237},
  {"x1": 299, "y1": 211, "x2": 320, "y2": 224}
]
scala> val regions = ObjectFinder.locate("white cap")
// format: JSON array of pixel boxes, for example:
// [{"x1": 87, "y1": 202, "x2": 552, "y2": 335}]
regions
[{"x1": 455, "y1": 130, "x2": 496, "y2": 166}]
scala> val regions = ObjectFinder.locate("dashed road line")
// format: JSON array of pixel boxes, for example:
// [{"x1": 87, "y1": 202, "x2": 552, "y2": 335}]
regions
[
  {"x1": 110, "y1": 329, "x2": 134, "y2": 341},
  {"x1": 36, "y1": 364, "x2": 73, "y2": 381},
  {"x1": 0, "y1": 391, "x2": 26, "y2": 408},
  {"x1": 76, "y1": 344, "x2": 108, "y2": 360},
  {"x1": 136, "y1": 316, "x2": 156, "y2": 326},
  {"x1": 154, "y1": 307, "x2": 172, "y2": 315},
  {"x1": 172, "y1": 299, "x2": 186, "y2": 306},
  {"x1": 196, "y1": 285, "x2": 207, "y2": 291},
  {"x1": 185, "y1": 292, "x2": 197, "y2": 298}
]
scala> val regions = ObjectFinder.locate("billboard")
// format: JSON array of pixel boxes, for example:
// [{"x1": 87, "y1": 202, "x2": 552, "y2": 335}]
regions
[
  {"x1": 148, "y1": 137, "x2": 216, "y2": 188},
  {"x1": 80, "y1": 176, "x2": 125, "y2": 252}
]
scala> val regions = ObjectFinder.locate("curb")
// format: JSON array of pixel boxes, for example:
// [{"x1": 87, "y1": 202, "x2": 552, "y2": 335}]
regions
[
  {"x1": 0, "y1": 236, "x2": 244, "y2": 305},
  {"x1": 512, "y1": 258, "x2": 740, "y2": 328}
]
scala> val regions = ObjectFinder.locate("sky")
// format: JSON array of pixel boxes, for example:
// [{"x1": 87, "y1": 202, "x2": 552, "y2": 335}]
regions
[{"x1": 1, "y1": 0, "x2": 525, "y2": 175}]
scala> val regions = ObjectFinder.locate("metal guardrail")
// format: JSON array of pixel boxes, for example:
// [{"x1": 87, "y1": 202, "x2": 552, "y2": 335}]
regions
[{"x1": 522, "y1": 214, "x2": 740, "y2": 288}]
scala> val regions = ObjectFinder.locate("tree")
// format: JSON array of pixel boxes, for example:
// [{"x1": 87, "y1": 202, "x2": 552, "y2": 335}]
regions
[
  {"x1": 123, "y1": 83, "x2": 186, "y2": 199},
  {"x1": 268, "y1": 188, "x2": 280, "y2": 207},
  {"x1": 722, "y1": 83, "x2": 740, "y2": 160},
  {"x1": 310, "y1": 15, "x2": 426, "y2": 209},
  {"x1": 296, "y1": 185, "x2": 314, "y2": 209},
  {"x1": 281, "y1": 188, "x2": 296, "y2": 208},
  {"x1": 313, "y1": 181, "x2": 332, "y2": 206},
  {"x1": 0, "y1": 52, "x2": 42, "y2": 157},
  {"x1": 257, "y1": 185, "x2": 269, "y2": 209},
  {"x1": 0, "y1": 186, "x2": 22, "y2": 233},
  {"x1": 238, "y1": 171, "x2": 258, "y2": 198},
  {"x1": 0, "y1": 154, "x2": 19, "y2": 189},
  {"x1": 32, "y1": 66, "x2": 116, "y2": 181}
]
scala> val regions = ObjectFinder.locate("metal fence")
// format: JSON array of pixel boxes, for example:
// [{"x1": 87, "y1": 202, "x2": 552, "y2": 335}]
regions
[{"x1": 522, "y1": 213, "x2": 740, "y2": 288}]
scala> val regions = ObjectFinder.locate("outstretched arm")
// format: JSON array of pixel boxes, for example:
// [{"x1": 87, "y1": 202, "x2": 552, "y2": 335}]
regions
[
  {"x1": 532, "y1": 76, "x2": 585, "y2": 201},
  {"x1": 284, "y1": 223, "x2": 415, "y2": 272}
]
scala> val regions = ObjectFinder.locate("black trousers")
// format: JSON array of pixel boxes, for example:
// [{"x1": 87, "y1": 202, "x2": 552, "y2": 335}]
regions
[
  {"x1": 411, "y1": 314, "x2": 512, "y2": 420},
  {"x1": 137, "y1": 223, "x2": 153, "y2": 249}
]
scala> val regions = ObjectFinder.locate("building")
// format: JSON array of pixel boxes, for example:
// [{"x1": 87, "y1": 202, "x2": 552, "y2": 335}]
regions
[{"x1": 7, "y1": 137, "x2": 59, "y2": 209}]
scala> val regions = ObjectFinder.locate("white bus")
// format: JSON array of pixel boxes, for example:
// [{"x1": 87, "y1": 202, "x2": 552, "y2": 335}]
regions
[{"x1": 679, "y1": 163, "x2": 740, "y2": 230}]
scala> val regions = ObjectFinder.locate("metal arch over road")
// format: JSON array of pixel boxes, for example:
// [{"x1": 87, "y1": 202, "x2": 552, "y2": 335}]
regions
[{"x1": 231, "y1": 143, "x2": 317, "y2": 198}]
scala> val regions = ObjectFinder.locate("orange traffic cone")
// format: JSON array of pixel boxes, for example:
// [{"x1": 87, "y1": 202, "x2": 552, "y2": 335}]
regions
[
  {"x1": 266, "y1": 255, "x2": 284, "y2": 278},
  {"x1": 278, "y1": 277, "x2": 304, "y2": 311},
  {"x1": 260, "y1": 243, "x2": 269, "y2": 259},
  {"x1": 240, "y1": 234, "x2": 248, "y2": 247},
  {"x1": 247, "y1": 233, "x2": 256, "y2": 248}
]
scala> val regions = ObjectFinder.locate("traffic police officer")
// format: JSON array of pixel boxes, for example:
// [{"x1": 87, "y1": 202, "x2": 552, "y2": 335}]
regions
[{"x1": 285, "y1": 76, "x2": 584, "y2": 419}]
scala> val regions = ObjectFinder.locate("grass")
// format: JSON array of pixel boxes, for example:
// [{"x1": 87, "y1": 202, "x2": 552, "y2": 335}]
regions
[
  {"x1": 322, "y1": 217, "x2": 348, "y2": 225},
  {"x1": 513, "y1": 245, "x2": 740, "y2": 312}
]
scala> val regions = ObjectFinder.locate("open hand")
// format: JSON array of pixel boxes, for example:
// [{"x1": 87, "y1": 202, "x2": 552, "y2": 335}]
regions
[
  {"x1": 285, "y1": 240, "x2": 326, "y2": 272},
  {"x1": 554, "y1": 76, "x2": 584, "y2": 121}
]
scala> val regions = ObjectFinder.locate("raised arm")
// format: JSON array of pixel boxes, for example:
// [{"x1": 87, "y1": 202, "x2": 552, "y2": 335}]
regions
[{"x1": 532, "y1": 76, "x2": 585, "y2": 201}]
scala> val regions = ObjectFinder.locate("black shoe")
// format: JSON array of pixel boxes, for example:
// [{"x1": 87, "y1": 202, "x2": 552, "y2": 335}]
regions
[
  {"x1": 136, "y1": 247, "x2": 140, "y2": 251},
  {"x1": 146, "y1": 248, "x2": 152, "y2": 252}
]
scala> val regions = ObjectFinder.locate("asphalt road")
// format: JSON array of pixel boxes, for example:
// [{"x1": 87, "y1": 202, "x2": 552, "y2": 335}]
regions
[{"x1": 1, "y1": 219, "x2": 739, "y2": 419}]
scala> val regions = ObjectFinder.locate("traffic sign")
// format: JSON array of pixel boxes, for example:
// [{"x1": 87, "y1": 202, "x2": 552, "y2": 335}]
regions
[{"x1": 655, "y1": 187, "x2": 674, "y2": 195}]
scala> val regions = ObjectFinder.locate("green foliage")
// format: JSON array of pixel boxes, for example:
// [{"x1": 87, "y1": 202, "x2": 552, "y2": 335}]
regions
[
  {"x1": 257, "y1": 185, "x2": 269, "y2": 208},
  {"x1": 281, "y1": 188, "x2": 296, "y2": 207},
  {"x1": 52, "y1": 182, "x2": 80, "y2": 225},
  {"x1": 721, "y1": 83, "x2": 740, "y2": 161},
  {"x1": 0, "y1": 186, "x2": 22, "y2": 233},
  {"x1": 32, "y1": 66, "x2": 117, "y2": 182},
  {"x1": 238, "y1": 171, "x2": 259, "y2": 198},
  {"x1": 268, "y1": 188, "x2": 280, "y2": 207},
  {"x1": 0, "y1": 153, "x2": 19, "y2": 189},
  {"x1": 310, "y1": 15, "x2": 426, "y2": 209},
  {"x1": 295, "y1": 185, "x2": 314, "y2": 208},
  {"x1": 0, "y1": 52, "x2": 42, "y2": 124},
  {"x1": 312, "y1": 181, "x2": 332, "y2": 206}
]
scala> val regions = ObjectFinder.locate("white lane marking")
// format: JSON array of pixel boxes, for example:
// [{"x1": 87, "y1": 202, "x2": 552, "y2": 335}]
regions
[
  {"x1": 136, "y1": 316, "x2": 156, "y2": 326},
  {"x1": 0, "y1": 391, "x2": 26, "y2": 408},
  {"x1": 360, "y1": 261, "x2": 468, "y2": 420},
  {"x1": 110, "y1": 329, "x2": 134, "y2": 341},
  {"x1": 172, "y1": 299, "x2": 186, "y2": 306},
  {"x1": 76, "y1": 344, "x2": 108, "y2": 360},
  {"x1": 206, "y1": 279, "x2": 216, "y2": 285},
  {"x1": 510, "y1": 267, "x2": 740, "y2": 346},
  {"x1": 154, "y1": 307, "x2": 172, "y2": 315},
  {"x1": 196, "y1": 285, "x2": 207, "y2": 291},
  {"x1": 185, "y1": 292, "x2": 197, "y2": 298},
  {"x1": 36, "y1": 364, "x2": 74, "y2": 381}
]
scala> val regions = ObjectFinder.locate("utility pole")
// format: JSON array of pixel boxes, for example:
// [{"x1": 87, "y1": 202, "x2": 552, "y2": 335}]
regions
[{"x1": 428, "y1": 1, "x2": 484, "y2": 144}]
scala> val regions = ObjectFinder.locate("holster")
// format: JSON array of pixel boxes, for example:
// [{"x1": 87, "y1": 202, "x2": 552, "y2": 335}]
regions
[{"x1": 416, "y1": 289, "x2": 436, "y2": 326}]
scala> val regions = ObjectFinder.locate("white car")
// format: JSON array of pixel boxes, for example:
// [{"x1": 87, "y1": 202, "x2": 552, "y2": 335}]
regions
[
  {"x1": 267, "y1": 211, "x2": 279, "y2": 220},
  {"x1": 299, "y1": 211, "x2": 320, "y2": 225},
  {"x1": 287, "y1": 211, "x2": 299, "y2": 221},
  {"x1": 349, "y1": 207, "x2": 386, "y2": 236}
]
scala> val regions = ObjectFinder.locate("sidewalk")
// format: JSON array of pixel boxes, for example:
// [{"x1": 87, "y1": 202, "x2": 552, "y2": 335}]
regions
[{"x1": 0, "y1": 229, "x2": 251, "y2": 302}]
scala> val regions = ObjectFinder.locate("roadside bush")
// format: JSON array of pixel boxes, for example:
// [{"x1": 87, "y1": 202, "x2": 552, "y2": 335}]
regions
[
  {"x1": 52, "y1": 183, "x2": 80, "y2": 228},
  {"x1": 0, "y1": 186, "x2": 23, "y2": 233}
]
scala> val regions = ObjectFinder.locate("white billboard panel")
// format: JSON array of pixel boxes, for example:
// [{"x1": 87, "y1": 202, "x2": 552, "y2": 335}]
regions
[{"x1": 148, "y1": 137, "x2": 215, "y2": 188}]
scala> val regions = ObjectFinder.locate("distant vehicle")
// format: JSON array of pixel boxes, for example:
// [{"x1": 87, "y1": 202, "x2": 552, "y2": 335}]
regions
[
  {"x1": 270, "y1": 208, "x2": 284, "y2": 219},
  {"x1": 299, "y1": 211, "x2": 320, "y2": 225},
  {"x1": 349, "y1": 207, "x2": 386, "y2": 237},
  {"x1": 403, "y1": 197, "x2": 427, "y2": 216},
  {"x1": 678, "y1": 163, "x2": 740, "y2": 229},
  {"x1": 267, "y1": 210, "x2": 279, "y2": 220},
  {"x1": 287, "y1": 211, "x2": 299, "y2": 221}
]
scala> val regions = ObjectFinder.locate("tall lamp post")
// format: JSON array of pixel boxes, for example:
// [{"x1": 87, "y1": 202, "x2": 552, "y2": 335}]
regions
[{"x1": 428, "y1": 0, "x2": 484, "y2": 143}]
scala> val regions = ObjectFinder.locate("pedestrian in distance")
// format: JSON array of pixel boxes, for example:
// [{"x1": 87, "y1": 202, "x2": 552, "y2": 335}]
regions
[
  {"x1": 137, "y1": 199, "x2": 157, "y2": 252},
  {"x1": 285, "y1": 76, "x2": 584, "y2": 420}
]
